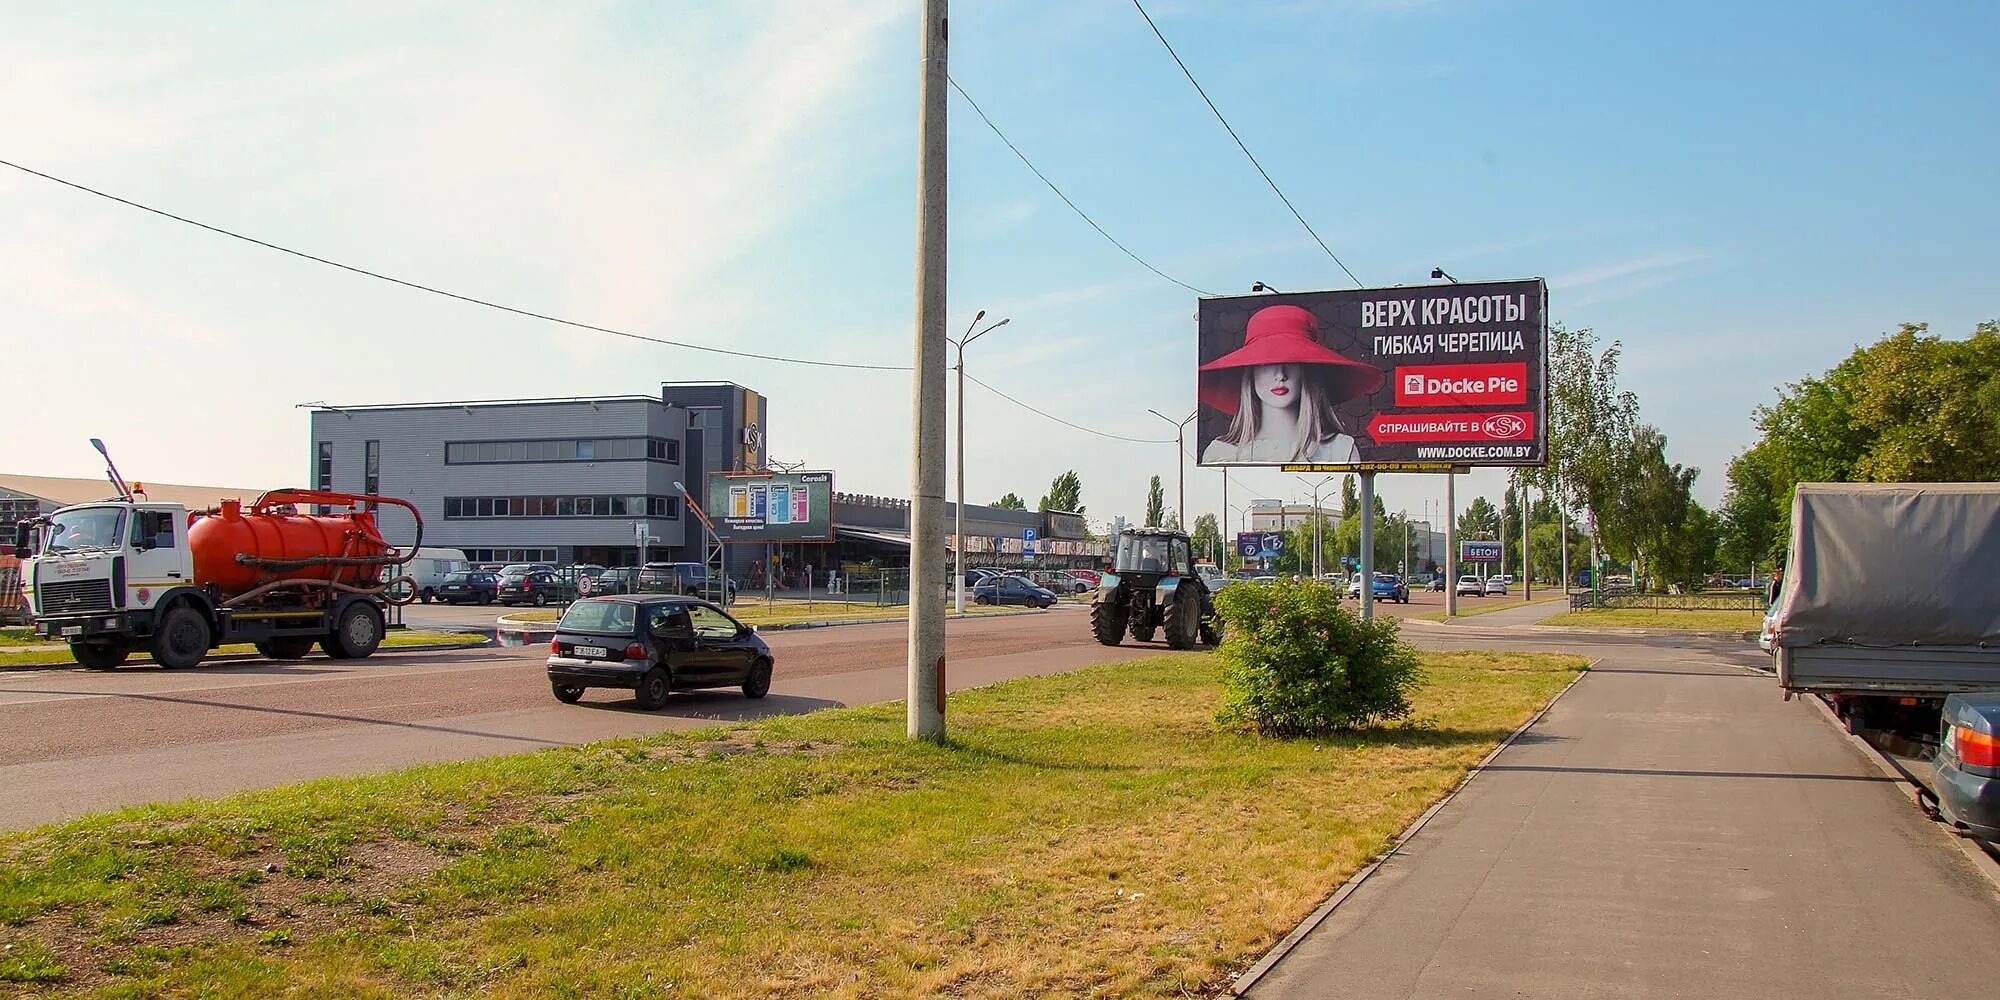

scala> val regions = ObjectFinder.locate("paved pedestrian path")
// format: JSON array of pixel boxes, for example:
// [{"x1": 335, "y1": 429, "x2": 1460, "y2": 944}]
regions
[{"x1": 1245, "y1": 639, "x2": 2000, "y2": 998}]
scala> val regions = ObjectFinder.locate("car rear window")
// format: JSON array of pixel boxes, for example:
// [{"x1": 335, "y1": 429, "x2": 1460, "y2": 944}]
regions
[{"x1": 558, "y1": 600, "x2": 636, "y2": 634}]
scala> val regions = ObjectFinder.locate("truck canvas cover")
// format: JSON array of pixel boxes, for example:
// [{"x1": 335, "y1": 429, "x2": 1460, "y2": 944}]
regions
[{"x1": 1776, "y1": 482, "x2": 2000, "y2": 648}]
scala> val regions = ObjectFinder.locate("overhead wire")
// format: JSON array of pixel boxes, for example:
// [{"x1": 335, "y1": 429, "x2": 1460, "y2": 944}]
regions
[
  {"x1": 1, "y1": 156, "x2": 1193, "y2": 444},
  {"x1": 947, "y1": 76, "x2": 1215, "y2": 297},
  {"x1": 1127, "y1": 0, "x2": 1364, "y2": 287},
  {"x1": 965, "y1": 373, "x2": 1174, "y2": 444},
  {"x1": 0, "y1": 157, "x2": 906, "y2": 371}
]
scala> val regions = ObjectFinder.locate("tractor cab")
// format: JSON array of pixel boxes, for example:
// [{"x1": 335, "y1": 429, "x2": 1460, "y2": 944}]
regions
[{"x1": 1112, "y1": 530, "x2": 1191, "y2": 580}]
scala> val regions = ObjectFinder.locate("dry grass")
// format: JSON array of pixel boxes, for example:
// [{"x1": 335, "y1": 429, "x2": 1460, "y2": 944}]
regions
[
  {"x1": 1540, "y1": 608, "x2": 1765, "y2": 631},
  {"x1": 0, "y1": 650, "x2": 1584, "y2": 998}
]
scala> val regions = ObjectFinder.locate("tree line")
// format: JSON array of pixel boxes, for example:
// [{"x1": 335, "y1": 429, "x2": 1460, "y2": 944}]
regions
[{"x1": 1719, "y1": 320, "x2": 2000, "y2": 574}]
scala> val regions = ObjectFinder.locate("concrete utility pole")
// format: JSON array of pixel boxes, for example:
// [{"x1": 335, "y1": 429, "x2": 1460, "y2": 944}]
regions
[
  {"x1": 908, "y1": 0, "x2": 948, "y2": 742},
  {"x1": 1445, "y1": 469, "x2": 1458, "y2": 617},
  {"x1": 1522, "y1": 480, "x2": 1533, "y2": 601},
  {"x1": 1149, "y1": 408, "x2": 1197, "y2": 528},
  {"x1": 1359, "y1": 472, "x2": 1376, "y2": 619},
  {"x1": 952, "y1": 310, "x2": 1008, "y2": 614}
]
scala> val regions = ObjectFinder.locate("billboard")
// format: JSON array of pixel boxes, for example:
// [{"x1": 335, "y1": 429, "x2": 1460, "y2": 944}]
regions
[
  {"x1": 706, "y1": 470, "x2": 833, "y2": 543},
  {"x1": 1236, "y1": 532, "x2": 1286, "y2": 559},
  {"x1": 1461, "y1": 539, "x2": 1502, "y2": 563},
  {"x1": 1196, "y1": 279, "x2": 1546, "y2": 471}
]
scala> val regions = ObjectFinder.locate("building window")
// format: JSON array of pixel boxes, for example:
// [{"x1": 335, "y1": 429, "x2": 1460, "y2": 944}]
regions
[
  {"x1": 442, "y1": 495, "x2": 684, "y2": 520},
  {"x1": 442, "y1": 437, "x2": 679, "y2": 465},
  {"x1": 316, "y1": 442, "x2": 332, "y2": 491},
  {"x1": 363, "y1": 441, "x2": 380, "y2": 495}
]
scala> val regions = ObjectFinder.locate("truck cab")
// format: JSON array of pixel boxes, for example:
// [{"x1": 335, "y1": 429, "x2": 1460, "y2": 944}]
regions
[{"x1": 18, "y1": 500, "x2": 194, "y2": 637}]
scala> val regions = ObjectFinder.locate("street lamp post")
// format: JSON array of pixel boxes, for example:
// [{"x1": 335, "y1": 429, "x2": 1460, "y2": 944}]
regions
[
  {"x1": 950, "y1": 311, "x2": 1010, "y2": 614},
  {"x1": 1294, "y1": 475, "x2": 1339, "y2": 579},
  {"x1": 1148, "y1": 408, "x2": 1197, "y2": 529}
]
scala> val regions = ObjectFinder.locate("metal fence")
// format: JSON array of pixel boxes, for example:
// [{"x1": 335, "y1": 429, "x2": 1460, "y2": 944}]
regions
[{"x1": 1569, "y1": 587, "x2": 1767, "y2": 611}]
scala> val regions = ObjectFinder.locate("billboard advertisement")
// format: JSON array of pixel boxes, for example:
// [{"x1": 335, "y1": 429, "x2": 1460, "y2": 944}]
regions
[
  {"x1": 706, "y1": 470, "x2": 833, "y2": 543},
  {"x1": 1461, "y1": 539, "x2": 1502, "y2": 564},
  {"x1": 1236, "y1": 532, "x2": 1286, "y2": 559},
  {"x1": 1196, "y1": 279, "x2": 1546, "y2": 471}
]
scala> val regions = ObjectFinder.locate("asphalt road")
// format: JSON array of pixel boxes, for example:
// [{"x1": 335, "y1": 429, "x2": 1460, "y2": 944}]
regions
[{"x1": 0, "y1": 606, "x2": 1170, "y2": 830}]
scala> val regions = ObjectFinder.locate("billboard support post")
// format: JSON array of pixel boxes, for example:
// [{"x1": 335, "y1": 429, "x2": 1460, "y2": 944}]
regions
[
  {"x1": 1445, "y1": 470, "x2": 1458, "y2": 618},
  {"x1": 1359, "y1": 471, "x2": 1376, "y2": 620},
  {"x1": 1522, "y1": 481, "x2": 1533, "y2": 602}
]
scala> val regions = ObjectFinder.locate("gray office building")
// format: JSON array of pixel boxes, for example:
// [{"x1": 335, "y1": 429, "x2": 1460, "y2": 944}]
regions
[{"x1": 307, "y1": 383, "x2": 765, "y2": 568}]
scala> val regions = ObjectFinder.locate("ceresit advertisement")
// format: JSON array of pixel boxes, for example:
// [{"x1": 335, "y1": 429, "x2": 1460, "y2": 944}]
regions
[
  {"x1": 1195, "y1": 279, "x2": 1547, "y2": 470},
  {"x1": 707, "y1": 470, "x2": 833, "y2": 543}
]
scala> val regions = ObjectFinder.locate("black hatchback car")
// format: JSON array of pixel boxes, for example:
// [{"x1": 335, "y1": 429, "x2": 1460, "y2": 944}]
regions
[
  {"x1": 436, "y1": 571, "x2": 499, "y2": 605},
  {"x1": 972, "y1": 575, "x2": 1058, "y2": 608},
  {"x1": 497, "y1": 570, "x2": 564, "y2": 606},
  {"x1": 546, "y1": 596, "x2": 773, "y2": 709}
]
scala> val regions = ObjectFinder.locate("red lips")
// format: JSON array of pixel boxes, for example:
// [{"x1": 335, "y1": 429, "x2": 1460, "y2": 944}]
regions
[{"x1": 1269, "y1": 387, "x2": 1289, "y2": 396}]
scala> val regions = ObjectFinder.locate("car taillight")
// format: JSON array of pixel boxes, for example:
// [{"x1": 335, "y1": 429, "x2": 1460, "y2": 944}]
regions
[
  {"x1": 550, "y1": 639, "x2": 561, "y2": 654},
  {"x1": 1955, "y1": 726, "x2": 2000, "y2": 769},
  {"x1": 624, "y1": 643, "x2": 646, "y2": 660}
]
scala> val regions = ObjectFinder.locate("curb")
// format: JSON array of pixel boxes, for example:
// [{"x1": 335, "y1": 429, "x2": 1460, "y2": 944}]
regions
[
  {"x1": 0, "y1": 638, "x2": 494, "y2": 673},
  {"x1": 1801, "y1": 694, "x2": 2000, "y2": 892},
  {"x1": 1228, "y1": 660, "x2": 1598, "y2": 996}
]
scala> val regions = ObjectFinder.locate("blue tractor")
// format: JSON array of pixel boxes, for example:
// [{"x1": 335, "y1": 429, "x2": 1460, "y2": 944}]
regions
[{"x1": 1090, "y1": 529, "x2": 1219, "y2": 649}]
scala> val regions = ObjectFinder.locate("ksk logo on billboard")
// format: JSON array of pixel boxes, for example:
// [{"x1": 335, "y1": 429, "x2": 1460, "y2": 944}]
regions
[
  {"x1": 1367, "y1": 411, "x2": 1537, "y2": 443},
  {"x1": 1393, "y1": 362, "x2": 1529, "y2": 407}
]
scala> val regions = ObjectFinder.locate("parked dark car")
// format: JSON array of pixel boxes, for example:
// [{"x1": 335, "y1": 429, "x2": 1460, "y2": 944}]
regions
[
  {"x1": 973, "y1": 575, "x2": 1057, "y2": 608},
  {"x1": 1935, "y1": 693, "x2": 2000, "y2": 843},
  {"x1": 498, "y1": 570, "x2": 565, "y2": 607},
  {"x1": 546, "y1": 596, "x2": 773, "y2": 709},
  {"x1": 637, "y1": 562, "x2": 737, "y2": 603},
  {"x1": 583, "y1": 566, "x2": 638, "y2": 596},
  {"x1": 435, "y1": 571, "x2": 499, "y2": 605}
]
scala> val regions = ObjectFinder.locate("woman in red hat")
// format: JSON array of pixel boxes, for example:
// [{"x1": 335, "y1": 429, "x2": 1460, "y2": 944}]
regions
[{"x1": 1198, "y1": 305, "x2": 1383, "y2": 464}]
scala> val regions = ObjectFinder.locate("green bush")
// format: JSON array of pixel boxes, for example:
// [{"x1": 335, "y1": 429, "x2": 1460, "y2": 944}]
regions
[{"x1": 1212, "y1": 578, "x2": 1423, "y2": 737}]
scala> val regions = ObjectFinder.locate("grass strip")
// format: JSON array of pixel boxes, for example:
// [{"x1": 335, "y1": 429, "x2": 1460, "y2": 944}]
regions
[
  {"x1": 1540, "y1": 608, "x2": 1765, "y2": 631},
  {"x1": 0, "y1": 650, "x2": 1584, "y2": 997},
  {"x1": 1413, "y1": 592, "x2": 1568, "y2": 622},
  {"x1": 0, "y1": 630, "x2": 485, "y2": 668}
]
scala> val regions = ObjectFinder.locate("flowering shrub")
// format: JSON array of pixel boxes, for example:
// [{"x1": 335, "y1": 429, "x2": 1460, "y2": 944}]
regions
[{"x1": 1212, "y1": 577, "x2": 1422, "y2": 737}]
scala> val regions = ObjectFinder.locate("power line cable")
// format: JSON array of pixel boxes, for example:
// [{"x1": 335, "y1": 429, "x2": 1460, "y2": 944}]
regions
[
  {"x1": 964, "y1": 373, "x2": 1173, "y2": 444},
  {"x1": 1127, "y1": 0, "x2": 1363, "y2": 287},
  {"x1": 0, "y1": 157, "x2": 908, "y2": 371},
  {"x1": 947, "y1": 76, "x2": 1215, "y2": 297}
]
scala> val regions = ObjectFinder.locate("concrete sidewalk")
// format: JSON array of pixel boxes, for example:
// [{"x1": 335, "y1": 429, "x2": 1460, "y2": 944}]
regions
[{"x1": 1244, "y1": 640, "x2": 2000, "y2": 998}]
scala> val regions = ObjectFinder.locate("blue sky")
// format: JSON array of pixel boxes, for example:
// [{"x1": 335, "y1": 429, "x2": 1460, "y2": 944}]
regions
[{"x1": 5, "y1": 0, "x2": 1994, "y2": 539}]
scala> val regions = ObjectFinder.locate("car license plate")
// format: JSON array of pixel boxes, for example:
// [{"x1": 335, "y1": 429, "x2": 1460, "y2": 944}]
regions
[
  {"x1": 574, "y1": 645, "x2": 608, "y2": 659},
  {"x1": 61, "y1": 626, "x2": 82, "y2": 637}
]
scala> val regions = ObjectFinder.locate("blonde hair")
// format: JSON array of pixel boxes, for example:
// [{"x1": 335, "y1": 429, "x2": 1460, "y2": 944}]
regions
[{"x1": 1221, "y1": 368, "x2": 1351, "y2": 461}]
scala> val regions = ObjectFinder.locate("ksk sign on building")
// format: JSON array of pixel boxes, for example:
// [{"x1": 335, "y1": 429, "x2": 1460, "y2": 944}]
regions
[{"x1": 1195, "y1": 279, "x2": 1547, "y2": 471}]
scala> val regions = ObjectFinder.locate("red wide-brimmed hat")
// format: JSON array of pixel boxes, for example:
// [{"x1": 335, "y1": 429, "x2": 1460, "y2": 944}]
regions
[{"x1": 1198, "y1": 305, "x2": 1383, "y2": 414}]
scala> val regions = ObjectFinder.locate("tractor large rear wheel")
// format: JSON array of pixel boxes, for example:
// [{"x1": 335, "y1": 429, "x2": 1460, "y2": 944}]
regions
[
  {"x1": 1198, "y1": 598, "x2": 1222, "y2": 647},
  {"x1": 1090, "y1": 600, "x2": 1127, "y2": 646},
  {"x1": 1164, "y1": 588, "x2": 1198, "y2": 650}
]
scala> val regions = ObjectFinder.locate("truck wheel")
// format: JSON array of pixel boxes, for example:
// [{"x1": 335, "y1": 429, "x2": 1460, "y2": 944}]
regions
[
  {"x1": 71, "y1": 642, "x2": 129, "y2": 670},
  {"x1": 634, "y1": 668, "x2": 671, "y2": 711},
  {"x1": 150, "y1": 606, "x2": 211, "y2": 669},
  {"x1": 1090, "y1": 601, "x2": 1127, "y2": 646},
  {"x1": 1164, "y1": 589, "x2": 1197, "y2": 650},
  {"x1": 256, "y1": 637, "x2": 316, "y2": 660},
  {"x1": 326, "y1": 603, "x2": 384, "y2": 660}
]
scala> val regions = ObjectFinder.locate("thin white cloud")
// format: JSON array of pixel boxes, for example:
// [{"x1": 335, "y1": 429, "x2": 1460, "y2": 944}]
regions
[{"x1": 1550, "y1": 251, "x2": 1707, "y2": 290}]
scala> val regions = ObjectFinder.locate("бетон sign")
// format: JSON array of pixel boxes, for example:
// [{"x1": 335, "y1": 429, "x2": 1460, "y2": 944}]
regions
[{"x1": 1196, "y1": 279, "x2": 1547, "y2": 471}]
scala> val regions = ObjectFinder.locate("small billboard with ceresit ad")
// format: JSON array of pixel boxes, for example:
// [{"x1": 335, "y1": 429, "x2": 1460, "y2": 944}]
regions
[
  {"x1": 707, "y1": 471, "x2": 834, "y2": 543},
  {"x1": 1196, "y1": 279, "x2": 1547, "y2": 471}
]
